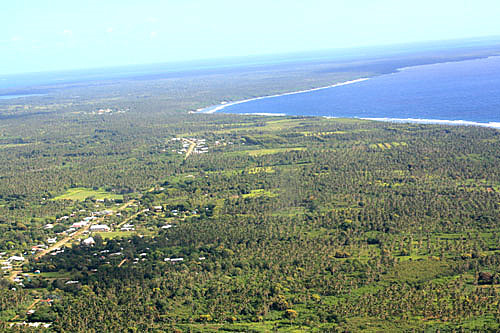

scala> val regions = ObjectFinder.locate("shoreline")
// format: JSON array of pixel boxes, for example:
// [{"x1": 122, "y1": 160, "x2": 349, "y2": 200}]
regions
[
  {"x1": 194, "y1": 56, "x2": 500, "y2": 130},
  {"x1": 396, "y1": 54, "x2": 500, "y2": 72},
  {"x1": 197, "y1": 54, "x2": 500, "y2": 115},
  {"x1": 360, "y1": 117, "x2": 500, "y2": 129},
  {"x1": 198, "y1": 78, "x2": 370, "y2": 114}
]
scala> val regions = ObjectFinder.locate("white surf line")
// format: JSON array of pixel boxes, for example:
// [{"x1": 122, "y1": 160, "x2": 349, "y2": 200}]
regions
[
  {"x1": 362, "y1": 117, "x2": 500, "y2": 129},
  {"x1": 199, "y1": 78, "x2": 370, "y2": 114},
  {"x1": 241, "y1": 113, "x2": 287, "y2": 116},
  {"x1": 397, "y1": 55, "x2": 500, "y2": 72}
]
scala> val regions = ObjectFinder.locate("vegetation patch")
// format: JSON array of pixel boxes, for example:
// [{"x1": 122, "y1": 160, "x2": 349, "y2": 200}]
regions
[
  {"x1": 93, "y1": 231, "x2": 135, "y2": 240},
  {"x1": 244, "y1": 147, "x2": 306, "y2": 156},
  {"x1": 246, "y1": 166, "x2": 275, "y2": 174},
  {"x1": 242, "y1": 189, "x2": 278, "y2": 198},
  {"x1": 52, "y1": 187, "x2": 123, "y2": 201}
]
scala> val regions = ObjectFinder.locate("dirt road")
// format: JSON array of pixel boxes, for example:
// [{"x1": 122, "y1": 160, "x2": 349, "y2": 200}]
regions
[
  {"x1": 10, "y1": 299, "x2": 40, "y2": 321},
  {"x1": 184, "y1": 139, "x2": 196, "y2": 159}
]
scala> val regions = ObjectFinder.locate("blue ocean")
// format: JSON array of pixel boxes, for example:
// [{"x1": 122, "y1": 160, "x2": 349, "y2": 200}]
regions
[{"x1": 218, "y1": 56, "x2": 500, "y2": 127}]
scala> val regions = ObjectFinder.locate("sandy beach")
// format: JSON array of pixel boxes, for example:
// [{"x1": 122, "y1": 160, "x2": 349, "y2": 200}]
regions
[{"x1": 199, "y1": 78, "x2": 370, "y2": 114}]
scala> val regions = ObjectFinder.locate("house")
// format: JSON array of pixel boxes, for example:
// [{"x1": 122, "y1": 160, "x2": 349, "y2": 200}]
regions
[
  {"x1": 90, "y1": 225, "x2": 110, "y2": 232},
  {"x1": 8, "y1": 256, "x2": 25, "y2": 263},
  {"x1": 11, "y1": 322, "x2": 52, "y2": 328},
  {"x1": 47, "y1": 238, "x2": 57, "y2": 244},
  {"x1": 44, "y1": 224, "x2": 54, "y2": 229},
  {"x1": 31, "y1": 246, "x2": 43, "y2": 253},
  {"x1": 170, "y1": 258, "x2": 184, "y2": 262},
  {"x1": 82, "y1": 237, "x2": 95, "y2": 245},
  {"x1": 153, "y1": 205, "x2": 163, "y2": 212},
  {"x1": 95, "y1": 210, "x2": 113, "y2": 215},
  {"x1": 120, "y1": 224, "x2": 134, "y2": 231},
  {"x1": 71, "y1": 221, "x2": 88, "y2": 228}
]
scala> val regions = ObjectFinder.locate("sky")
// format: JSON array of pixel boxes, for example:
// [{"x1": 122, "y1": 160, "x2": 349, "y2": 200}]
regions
[{"x1": 2, "y1": 0, "x2": 500, "y2": 75}]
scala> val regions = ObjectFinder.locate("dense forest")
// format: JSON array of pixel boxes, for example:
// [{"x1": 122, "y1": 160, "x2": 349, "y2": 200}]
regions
[{"x1": 1, "y1": 55, "x2": 500, "y2": 331}]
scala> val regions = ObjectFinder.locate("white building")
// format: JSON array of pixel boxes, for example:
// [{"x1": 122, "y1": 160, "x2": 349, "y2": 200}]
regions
[
  {"x1": 8, "y1": 256, "x2": 25, "y2": 263},
  {"x1": 82, "y1": 237, "x2": 95, "y2": 245},
  {"x1": 71, "y1": 221, "x2": 88, "y2": 228},
  {"x1": 90, "y1": 225, "x2": 110, "y2": 232},
  {"x1": 120, "y1": 224, "x2": 135, "y2": 231}
]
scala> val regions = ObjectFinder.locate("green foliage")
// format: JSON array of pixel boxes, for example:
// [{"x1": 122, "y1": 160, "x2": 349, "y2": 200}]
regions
[
  {"x1": 1, "y1": 58, "x2": 500, "y2": 331},
  {"x1": 52, "y1": 187, "x2": 123, "y2": 201}
]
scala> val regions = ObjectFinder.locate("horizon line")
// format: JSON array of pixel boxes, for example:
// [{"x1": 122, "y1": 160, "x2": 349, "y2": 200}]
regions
[{"x1": 3, "y1": 35, "x2": 500, "y2": 77}]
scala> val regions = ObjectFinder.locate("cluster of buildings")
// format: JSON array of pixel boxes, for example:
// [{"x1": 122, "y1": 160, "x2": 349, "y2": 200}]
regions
[
  {"x1": 65, "y1": 213, "x2": 111, "y2": 234},
  {"x1": 120, "y1": 223, "x2": 135, "y2": 231},
  {"x1": 30, "y1": 244, "x2": 48, "y2": 254},
  {"x1": 190, "y1": 138, "x2": 209, "y2": 155},
  {"x1": 88, "y1": 108, "x2": 127, "y2": 115},
  {"x1": 1, "y1": 254, "x2": 25, "y2": 271},
  {"x1": 164, "y1": 257, "x2": 184, "y2": 263},
  {"x1": 10, "y1": 322, "x2": 52, "y2": 329},
  {"x1": 170, "y1": 137, "x2": 209, "y2": 155}
]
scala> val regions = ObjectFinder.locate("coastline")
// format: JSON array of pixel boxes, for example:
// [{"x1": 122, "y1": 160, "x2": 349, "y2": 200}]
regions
[
  {"x1": 396, "y1": 54, "x2": 500, "y2": 72},
  {"x1": 198, "y1": 78, "x2": 370, "y2": 114},
  {"x1": 360, "y1": 117, "x2": 500, "y2": 129},
  {"x1": 195, "y1": 56, "x2": 500, "y2": 130},
  {"x1": 197, "y1": 54, "x2": 500, "y2": 115}
]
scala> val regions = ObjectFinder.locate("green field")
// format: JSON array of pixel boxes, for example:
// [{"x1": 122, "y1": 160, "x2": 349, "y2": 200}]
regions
[
  {"x1": 242, "y1": 189, "x2": 278, "y2": 198},
  {"x1": 93, "y1": 231, "x2": 135, "y2": 240},
  {"x1": 244, "y1": 147, "x2": 306, "y2": 156},
  {"x1": 2, "y1": 44, "x2": 500, "y2": 332},
  {"x1": 52, "y1": 187, "x2": 123, "y2": 201}
]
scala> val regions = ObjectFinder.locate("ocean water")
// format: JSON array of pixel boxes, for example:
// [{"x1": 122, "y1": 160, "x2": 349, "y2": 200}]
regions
[
  {"x1": 219, "y1": 56, "x2": 500, "y2": 127},
  {"x1": 0, "y1": 93, "x2": 46, "y2": 100}
]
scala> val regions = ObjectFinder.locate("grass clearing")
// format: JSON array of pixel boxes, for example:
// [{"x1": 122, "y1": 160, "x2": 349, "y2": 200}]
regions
[
  {"x1": 37, "y1": 271, "x2": 72, "y2": 279},
  {"x1": 52, "y1": 187, "x2": 123, "y2": 201},
  {"x1": 93, "y1": 231, "x2": 135, "y2": 240},
  {"x1": 242, "y1": 189, "x2": 278, "y2": 198},
  {"x1": 246, "y1": 166, "x2": 275, "y2": 174},
  {"x1": 0, "y1": 143, "x2": 32, "y2": 149},
  {"x1": 383, "y1": 259, "x2": 453, "y2": 283},
  {"x1": 370, "y1": 142, "x2": 407, "y2": 150},
  {"x1": 245, "y1": 147, "x2": 306, "y2": 156}
]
